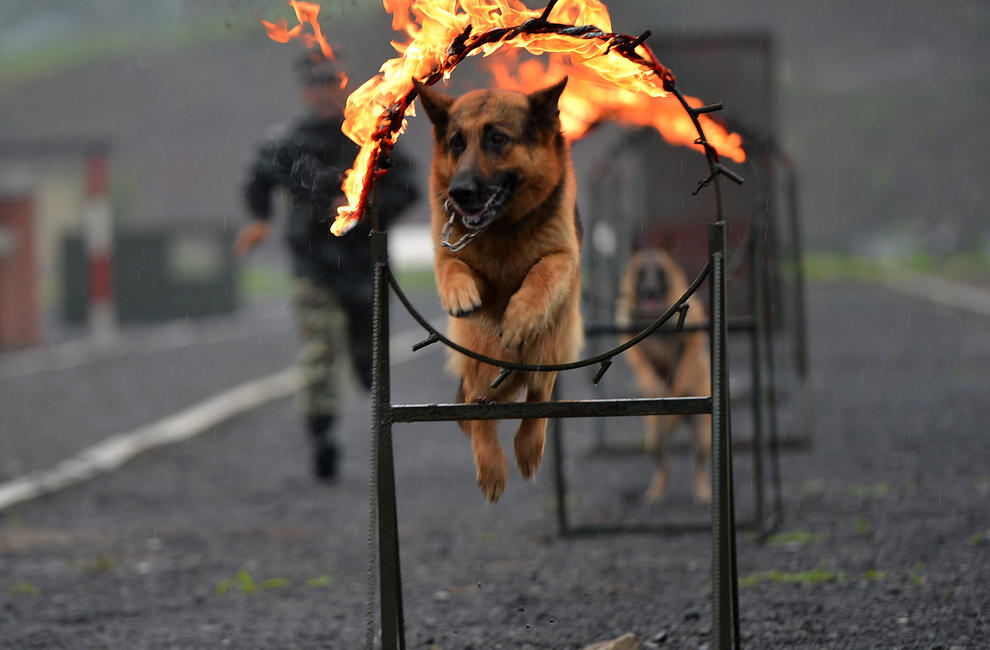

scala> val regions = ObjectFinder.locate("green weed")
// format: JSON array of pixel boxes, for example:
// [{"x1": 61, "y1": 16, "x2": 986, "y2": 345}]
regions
[
  {"x1": 739, "y1": 568, "x2": 845, "y2": 588},
  {"x1": 765, "y1": 530, "x2": 826, "y2": 546},
  {"x1": 850, "y1": 482, "x2": 892, "y2": 499},
  {"x1": 306, "y1": 574, "x2": 333, "y2": 589},
  {"x1": 7, "y1": 582, "x2": 39, "y2": 596},
  {"x1": 862, "y1": 569, "x2": 889, "y2": 581},
  {"x1": 217, "y1": 569, "x2": 258, "y2": 595},
  {"x1": 907, "y1": 562, "x2": 929, "y2": 588},
  {"x1": 855, "y1": 518, "x2": 872, "y2": 536}
]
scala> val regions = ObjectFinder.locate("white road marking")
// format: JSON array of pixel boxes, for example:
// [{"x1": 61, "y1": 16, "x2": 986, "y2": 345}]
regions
[
  {"x1": 879, "y1": 269, "x2": 990, "y2": 318},
  {"x1": 0, "y1": 328, "x2": 439, "y2": 512}
]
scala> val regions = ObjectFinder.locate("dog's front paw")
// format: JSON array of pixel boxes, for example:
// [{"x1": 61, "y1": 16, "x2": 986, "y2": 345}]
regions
[
  {"x1": 439, "y1": 275, "x2": 482, "y2": 317},
  {"x1": 500, "y1": 299, "x2": 543, "y2": 350}
]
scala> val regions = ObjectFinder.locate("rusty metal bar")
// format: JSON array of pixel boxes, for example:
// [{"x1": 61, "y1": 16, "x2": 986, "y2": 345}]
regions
[
  {"x1": 709, "y1": 222, "x2": 740, "y2": 650},
  {"x1": 390, "y1": 396, "x2": 711, "y2": 423},
  {"x1": 370, "y1": 230, "x2": 406, "y2": 650},
  {"x1": 583, "y1": 315, "x2": 755, "y2": 336},
  {"x1": 748, "y1": 215, "x2": 767, "y2": 533}
]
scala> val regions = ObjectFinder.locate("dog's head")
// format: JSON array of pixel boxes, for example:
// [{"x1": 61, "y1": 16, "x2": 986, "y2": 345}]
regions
[
  {"x1": 413, "y1": 77, "x2": 568, "y2": 230},
  {"x1": 619, "y1": 247, "x2": 686, "y2": 320}
]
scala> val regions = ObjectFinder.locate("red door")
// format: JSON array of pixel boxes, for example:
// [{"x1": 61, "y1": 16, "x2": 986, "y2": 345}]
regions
[{"x1": 0, "y1": 193, "x2": 39, "y2": 349}]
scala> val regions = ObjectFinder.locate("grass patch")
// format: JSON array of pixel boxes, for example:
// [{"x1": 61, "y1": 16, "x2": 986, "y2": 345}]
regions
[
  {"x1": 739, "y1": 568, "x2": 846, "y2": 588},
  {"x1": 855, "y1": 518, "x2": 873, "y2": 536},
  {"x1": 803, "y1": 252, "x2": 888, "y2": 283},
  {"x1": 217, "y1": 569, "x2": 337, "y2": 595},
  {"x1": 0, "y1": 17, "x2": 251, "y2": 86},
  {"x1": 850, "y1": 482, "x2": 892, "y2": 499},
  {"x1": 862, "y1": 569, "x2": 889, "y2": 581},
  {"x1": 239, "y1": 265, "x2": 437, "y2": 298},
  {"x1": 968, "y1": 531, "x2": 987, "y2": 547},
  {"x1": 7, "y1": 582, "x2": 39, "y2": 596},
  {"x1": 907, "y1": 562, "x2": 929, "y2": 588},
  {"x1": 799, "y1": 478, "x2": 827, "y2": 498},
  {"x1": 216, "y1": 569, "x2": 257, "y2": 595},
  {"x1": 765, "y1": 529, "x2": 826, "y2": 546},
  {"x1": 392, "y1": 267, "x2": 437, "y2": 292},
  {"x1": 803, "y1": 250, "x2": 990, "y2": 285},
  {"x1": 306, "y1": 574, "x2": 333, "y2": 589},
  {"x1": 240, "y1": 265, "x2": 294, "y2": 298}
]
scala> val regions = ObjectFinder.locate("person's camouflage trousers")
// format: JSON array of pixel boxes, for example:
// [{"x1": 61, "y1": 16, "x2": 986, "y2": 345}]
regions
[{"x1": 291, "y1": 277, "x2": 351, "y2": 418}]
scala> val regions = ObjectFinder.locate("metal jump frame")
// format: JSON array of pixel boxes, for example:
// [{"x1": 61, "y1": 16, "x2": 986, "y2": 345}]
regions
[
  {"x1": 362, "y1": 80, "x2": 745, "y2": 649},
  {"x1": 558, "y1": 149, "x2": 787, "y2": 538}
]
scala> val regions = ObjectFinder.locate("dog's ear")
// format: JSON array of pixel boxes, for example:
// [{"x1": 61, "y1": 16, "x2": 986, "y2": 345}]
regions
[
  {"x1": 527, "y1": 76, "x2": 568, "y2": 132},
  {"x1": 412, "y1": 78, "x2": 454, "y2": 137}
]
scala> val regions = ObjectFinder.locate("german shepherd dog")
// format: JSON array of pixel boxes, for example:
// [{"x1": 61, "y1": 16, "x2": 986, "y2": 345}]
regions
[
  {"x1": 615, "y1": 245, "x2": 712, "y2": 503},
  {"x1": 412, "y1": 77, "x2": 583, "y2": 503}
]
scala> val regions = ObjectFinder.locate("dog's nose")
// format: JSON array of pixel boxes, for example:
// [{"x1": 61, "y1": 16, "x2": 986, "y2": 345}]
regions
[{"x1": 448, "y1": 176, "x2": 482, "y2": 209}]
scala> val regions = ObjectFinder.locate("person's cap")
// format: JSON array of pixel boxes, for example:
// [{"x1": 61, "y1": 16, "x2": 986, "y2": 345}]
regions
[{"x1": 295, "y1": 48, "x2": 346, "y2": 86}]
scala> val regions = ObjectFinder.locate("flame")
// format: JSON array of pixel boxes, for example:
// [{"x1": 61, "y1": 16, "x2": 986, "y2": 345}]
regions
[
  {"x1": 263, "y1": 0, "x2": 746, "y2": 235},
  {"x1": 261, "y1": 0, "x2": 337, "y2": 61},
  {"x1": 486, "y1": 50, "x2": 745, "y2": 161}
]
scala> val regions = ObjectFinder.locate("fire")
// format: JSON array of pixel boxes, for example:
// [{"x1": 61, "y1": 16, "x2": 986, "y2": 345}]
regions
[
  {"x1": 264, "y1": 0, "x2": 746, "y2": 236},
  {"x1": 486, "y1": 50, "x2": 745, "y2": 161},
  {"x1": 261, "y1": 0, "x2": 338, "y2": 62}
]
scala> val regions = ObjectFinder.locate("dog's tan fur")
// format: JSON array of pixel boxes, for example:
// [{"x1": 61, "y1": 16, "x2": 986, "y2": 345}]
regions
[
  {"x1": 616, "y1": 247, "x2": 712, "y2": 503},
  {"x1": 413, "y1": 77, "x2": 583, "y2": 503}
]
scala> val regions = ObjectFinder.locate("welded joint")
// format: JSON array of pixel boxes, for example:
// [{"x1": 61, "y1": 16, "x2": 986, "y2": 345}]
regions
[
  {"x1": 490, "y1": 367, "x2": 513, "y2": 389},
  {"x1": 592, "y1": 358, "x2": 613, "y2": 385},
  {"x1": 412, "y1": 333, "x2": 441, "y2": 352}
]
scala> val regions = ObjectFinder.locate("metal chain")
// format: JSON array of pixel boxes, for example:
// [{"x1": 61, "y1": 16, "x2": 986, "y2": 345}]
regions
[{"x1": 440, "y1": 199, "x2": 490, "y2": 252}]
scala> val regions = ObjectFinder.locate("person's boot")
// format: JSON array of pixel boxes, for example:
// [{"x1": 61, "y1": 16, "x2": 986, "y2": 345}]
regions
[{"x1": 308, "y1": 415, "x2": 338, "y2": 481}]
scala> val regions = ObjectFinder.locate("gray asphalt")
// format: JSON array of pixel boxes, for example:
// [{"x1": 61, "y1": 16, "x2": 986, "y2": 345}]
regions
[{"x1": 1, "y1": 282, "x2": 988, "y2": 649}]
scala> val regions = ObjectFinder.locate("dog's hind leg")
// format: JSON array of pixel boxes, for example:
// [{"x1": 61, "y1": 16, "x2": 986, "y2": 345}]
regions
[
  {"x1": 470, "y1": 418, "x2": 508, "y2": 503},
  {"x1": 455, "y1": 379, "x2": 471, "y2": 435},
  {"x1": 692, "y1": 413, "x2": 712, "y2": 503},
  {"x1": 514, "y1": 372, "x2": 556, "y2": 479},
  {"x1": 643, "y1": 414, "x2": 674, "y2": 503}
]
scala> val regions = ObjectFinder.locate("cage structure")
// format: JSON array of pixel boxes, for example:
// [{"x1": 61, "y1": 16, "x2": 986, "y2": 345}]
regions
[{"x1": 557, "y1": 32, "x2": 808, "y2": 537}]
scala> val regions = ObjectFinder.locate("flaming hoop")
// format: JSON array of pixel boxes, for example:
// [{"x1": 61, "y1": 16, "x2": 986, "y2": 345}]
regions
[{"x1": 330, "y1": 0, "x2": 746, "y2": 236}]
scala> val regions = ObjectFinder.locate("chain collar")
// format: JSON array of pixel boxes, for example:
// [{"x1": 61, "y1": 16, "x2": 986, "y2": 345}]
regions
[{"x1": 440, "y1": 199, "x2": 491, "y2": 252}]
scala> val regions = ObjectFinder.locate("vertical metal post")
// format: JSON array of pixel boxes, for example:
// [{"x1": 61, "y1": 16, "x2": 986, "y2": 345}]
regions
[
  {"x1": 761, "y1": 255, "x2": 785, "y2": 533},
  {"x1": 786, "y1": 169, "x2": 811, "y2": 444},
  {"x1": 748, "y1": 218, "x2": 766, "y2": 531},
  {"x1": 709, "y1": 221, "x2": 740, "y2": 650},
  {"x1": 549, "y1": 383, "x2": 569, "y2": 536},
  {"x1": 370, "y1": 230, "x2": 406, "y2": 650}
]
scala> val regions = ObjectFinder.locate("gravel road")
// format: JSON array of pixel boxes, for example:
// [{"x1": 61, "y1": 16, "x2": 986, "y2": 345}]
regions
[{"x1": 1, "y1": 282, "x2": 988, "y2": 649}]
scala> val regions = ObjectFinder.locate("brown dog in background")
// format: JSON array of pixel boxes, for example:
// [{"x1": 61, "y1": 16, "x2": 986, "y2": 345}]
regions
[
  {"x1": 615, "y1": 245, "x2": 712, "y2": 503},
  {"x1": 413, "y1": 77, "x2": 583, "y2": 503}
]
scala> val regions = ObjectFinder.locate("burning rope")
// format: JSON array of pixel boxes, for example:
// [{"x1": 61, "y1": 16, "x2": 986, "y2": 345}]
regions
[{"x1": 334, "y1": 0, "x2": 726, "y2": 235}]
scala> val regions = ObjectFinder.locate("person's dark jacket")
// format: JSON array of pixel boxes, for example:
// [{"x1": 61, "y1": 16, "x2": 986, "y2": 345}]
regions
[{"x1": 243, "y1": 113, "x2": 418, "y2": 297}]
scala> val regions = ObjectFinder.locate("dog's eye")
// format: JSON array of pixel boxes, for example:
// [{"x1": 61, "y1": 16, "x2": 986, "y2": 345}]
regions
[
  {"x1": 485, "y1": 130, "x2": 510, "y2": 150},
  {"x1": 448, "y1": 133, "x2": 465, "y2": 155}
]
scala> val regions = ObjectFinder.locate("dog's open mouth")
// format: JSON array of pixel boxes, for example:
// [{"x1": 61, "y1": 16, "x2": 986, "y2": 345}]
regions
[{"x1": 449, "y1": 183, "x2": 512, "y2": 230}]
